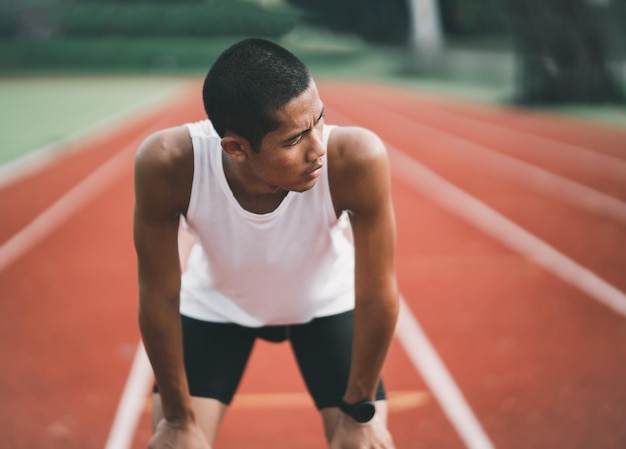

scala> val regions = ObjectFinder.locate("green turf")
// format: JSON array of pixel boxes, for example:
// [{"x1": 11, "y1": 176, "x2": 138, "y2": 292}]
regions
[
  {"x1": 0, "y1": 31, "x2": 623, "y2": 169},
  {"x1": 0, "y1": 76, "x2": 189, "y2": 166}
]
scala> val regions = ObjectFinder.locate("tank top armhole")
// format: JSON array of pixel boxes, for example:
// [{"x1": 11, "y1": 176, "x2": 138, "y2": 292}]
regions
[
  {"x1": 184, "y1": 123, "x2": 201, "y2": 222},
  {"x1": 321, "y1": 125, "x2": 340, "y2": 225}
]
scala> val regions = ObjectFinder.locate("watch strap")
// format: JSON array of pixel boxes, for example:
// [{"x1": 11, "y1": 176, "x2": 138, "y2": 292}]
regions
[{"x1": 339, "y1": 399, "x2": 376, "y2": 423}]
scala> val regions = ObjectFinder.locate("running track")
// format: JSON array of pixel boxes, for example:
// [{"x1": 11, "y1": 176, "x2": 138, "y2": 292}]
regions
[{"x1": 1, "y1": 80, "x2": 625, "y2": 449}]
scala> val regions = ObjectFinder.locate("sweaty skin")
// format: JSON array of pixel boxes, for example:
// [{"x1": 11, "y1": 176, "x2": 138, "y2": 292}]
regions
[{"x1": 134, "y1": 80, "x2": 398, "y2": 449}]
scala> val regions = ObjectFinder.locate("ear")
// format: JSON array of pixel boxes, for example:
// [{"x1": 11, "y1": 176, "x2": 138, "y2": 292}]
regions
[{"x1": 221, "y1": 135, "x2": 250, "y2": 163}]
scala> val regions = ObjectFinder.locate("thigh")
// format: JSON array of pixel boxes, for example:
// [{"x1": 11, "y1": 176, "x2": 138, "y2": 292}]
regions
[
  {"x1": 289, "y1": 310, "x2": 386, "y2": 410},
  {"x1": 152, "y1": 317, "x2": 255, "y2": 444},
  {"x1": 181, "y1": 315, "x2": 256, "y2": 404}
]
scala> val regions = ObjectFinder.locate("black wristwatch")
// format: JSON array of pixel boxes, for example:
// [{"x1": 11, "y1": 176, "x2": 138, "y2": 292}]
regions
[{"x1": 339, "y1": 399, "x2": 376, "y2": 423}]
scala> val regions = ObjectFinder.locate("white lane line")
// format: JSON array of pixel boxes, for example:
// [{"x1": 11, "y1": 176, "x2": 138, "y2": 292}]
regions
[
  {"x1": 374, "y1": 104, "x2": 626, "y2": 224},
  {"x1": 104, "y1": 343, "x2": 154, "y2": 449},
  {"x1": 105, "y1": 152, "x2": 497, "y2": 449},
  {"x1": 105, "y1": 348, "x2": 148, "y2": 449},
  {"x1": 396, "y1": 295, "x2": 495, "y2": 449},
  {"x1": 0, "y1": 84, "x2": 187, "y2": 190},
  {"x1": 388, "y1": 144, "x2": 626, "y2": 318},
  {"x1": 0, "y1": 145, "x2": 134, "y2": 273},
  {"x1": 107, "y1": 112, "x2": 626, "y2": 449},
  {"x1": 377, "y1": 96, "x2": 626, "y2": 183},
  {"x1": 0, "y1": 133, "x2": 149, "y2": 448},
  {"x1": 328, "y1": 108, "x2": 495, "y2": 447},
  {"x1": 0, "y1": 88, "x2": 189, "y2": 447},
  {"x1": 104, "y1": 225, "x2": 192, "y2": 449},
  {"x1": 0, "y1": 84, "x2": 193, "y2": 273},
  {"x1": 105, "y1": 294, "x2": 490, "y2": 449}
]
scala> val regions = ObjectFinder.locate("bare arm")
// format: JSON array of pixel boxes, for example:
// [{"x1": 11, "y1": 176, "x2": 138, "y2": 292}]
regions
[
  {"x1": 133, "y1": 126, "x2": 196, "y2": 426},
  {"x1": 329, "y1": 127, "x2": 399, "y2": 404}
]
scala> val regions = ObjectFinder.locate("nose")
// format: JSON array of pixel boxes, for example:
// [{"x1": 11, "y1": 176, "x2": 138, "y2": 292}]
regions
[{"x1": 306, "y1": 127, "x2": 326, "y2": 162}]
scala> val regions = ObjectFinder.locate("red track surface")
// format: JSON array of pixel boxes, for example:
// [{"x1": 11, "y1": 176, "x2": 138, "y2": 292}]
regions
[{"x1": 1, "y1": 80, "x2": 625, "y2": 449}]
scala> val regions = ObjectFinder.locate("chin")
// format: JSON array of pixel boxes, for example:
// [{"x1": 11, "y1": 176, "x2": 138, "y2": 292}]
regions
[{"x1": 292, "y1": 179, "x2": 318, "y2": 193}]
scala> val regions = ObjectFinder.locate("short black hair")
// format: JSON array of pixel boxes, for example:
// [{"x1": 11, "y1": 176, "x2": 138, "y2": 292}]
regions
[{"x1": 202, "y1": 38, "x2": 312, "y2": 152}]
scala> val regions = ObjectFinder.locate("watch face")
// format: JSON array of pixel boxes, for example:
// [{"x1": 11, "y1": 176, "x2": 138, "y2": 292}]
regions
[{"x1": 354, "y1": 401, "x2": 376, "y2": 423}]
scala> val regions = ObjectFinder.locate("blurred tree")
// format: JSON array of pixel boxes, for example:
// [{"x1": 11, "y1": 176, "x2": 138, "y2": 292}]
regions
[
  {"x1": 439, "y1": 0, "x2": 507, "y2": 35},
  {"x1": 286, "y1": 0, "x2": 411, "y2": 45},
  {"x1": 0, "y1": 0, "x2": 62, "y2": 38},
  {"x1": 0, "y1": 0, "x2": 18, "y2": 38},
  {"x1": 78, "y1": 0, "x2": 202, "y2": 2},
  {"x1": 504, "y1": 0, "x2": 624, "y2": 104}
]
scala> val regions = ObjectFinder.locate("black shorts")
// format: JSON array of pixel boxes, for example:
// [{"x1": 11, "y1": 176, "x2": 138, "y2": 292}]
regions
[{"x1": 153, "y1": 310, "x2": 386, "y2": 409}]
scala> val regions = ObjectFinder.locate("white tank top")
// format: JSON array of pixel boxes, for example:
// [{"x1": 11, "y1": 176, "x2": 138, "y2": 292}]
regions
[{"x1": 179, "y1": 120, "x2": 355, "y2": 326}]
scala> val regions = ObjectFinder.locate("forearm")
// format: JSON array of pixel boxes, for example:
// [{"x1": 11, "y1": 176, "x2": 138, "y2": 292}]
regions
[
  {"x1": 344, "y1": 291, "x2": 399, "y2": 403},
  {"x1": 139, "y1": 294, "x2": 195, "y2": 423}
]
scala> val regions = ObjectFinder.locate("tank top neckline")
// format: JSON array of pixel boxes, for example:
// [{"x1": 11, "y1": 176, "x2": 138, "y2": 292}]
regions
[
  {"x1": 212, "y1": 124, "x2": 334, "y2": 221},
  {"x1": 214, "y1": 145, "x2": 299, "y2": 221}
]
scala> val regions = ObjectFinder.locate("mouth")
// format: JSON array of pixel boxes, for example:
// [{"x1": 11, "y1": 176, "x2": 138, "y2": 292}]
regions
[{"x1": 306, "y1": 162, "x2": 324, "y2": 179}]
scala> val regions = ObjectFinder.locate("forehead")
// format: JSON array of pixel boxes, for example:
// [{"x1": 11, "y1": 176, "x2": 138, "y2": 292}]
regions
[{"x1": 271, "y1": 81, "x2": 323, "y2": 132}]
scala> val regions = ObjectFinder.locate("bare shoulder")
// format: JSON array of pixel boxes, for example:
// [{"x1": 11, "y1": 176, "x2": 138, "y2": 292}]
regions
[
  {"x1": 135, "y1": 125, "x2": 193, "y2": 175},
  {"x1": 327, "y1": 125, "x2": 387, "y2": 169},
  {"x1": 134, "y1": 125, "x2": 194, "y2": 216},
  {"x1": 327, "y1": 126, "x2": 391, "y2": 214}
]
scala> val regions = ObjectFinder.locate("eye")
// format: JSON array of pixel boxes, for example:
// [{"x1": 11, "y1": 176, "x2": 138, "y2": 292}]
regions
[
  {"x1": 288, "y1": 134, "x2": 303, "y2": 146},
  {"x1": 315, "y1": 108, "x2": 326, "y2": 126}
]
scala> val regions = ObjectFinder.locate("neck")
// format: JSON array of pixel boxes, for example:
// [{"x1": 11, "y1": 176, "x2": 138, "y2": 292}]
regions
[{"x1": 222, "y1": 152, "x2": 288, "y2": 214}]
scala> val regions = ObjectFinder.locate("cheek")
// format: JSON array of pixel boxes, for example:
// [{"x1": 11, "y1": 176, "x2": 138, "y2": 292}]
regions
[{"x1": 270, "y1": 153, "x2": 304, "y2": 173}]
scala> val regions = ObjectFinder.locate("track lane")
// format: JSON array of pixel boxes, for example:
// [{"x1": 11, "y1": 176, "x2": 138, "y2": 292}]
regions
[
  {"x1": 0, "y1": 82, "x2": 205, "y2": 449},
  {"x1": 1, "y1": 79, "x2": 445, "y2": 449},
  {"x1": 1, "y1": 109, "x2": 160, "y2": 242},
  {"x1": 2, "y1": 80, "x2": 625, "y2": 449},
  {"x1": 326, "y1": 82, "x2": 626, "y2": 161},
  {"x1": 321, "y1": 86, "x2": 626, "y2": 293},
  {"x1": 387, "y1": 159, "x2": 626, "y2": 449},
  {"x1": 0, "y1": 170, "x2": 139, "y2": 448},
  {"x1": 130, "y1": 321, "x2": 452, "y2": 448},
  {"x1": 323, "y1": 82, "x2": 626, "y2": 200},
  {"x1": 319, "y1": 83, "x2": 626, "y2": 448},
  {"x1": 0, "y1": 85, "x2": 202, "y2": 247}
]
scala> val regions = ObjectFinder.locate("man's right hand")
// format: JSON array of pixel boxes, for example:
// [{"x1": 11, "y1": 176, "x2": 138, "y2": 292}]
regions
[
  {"x1": 148, "y1": 418, "x2": 211, "y2": 449},
  {"x1": 329, "y1": 412, "x2": 395, "y2": 449}
]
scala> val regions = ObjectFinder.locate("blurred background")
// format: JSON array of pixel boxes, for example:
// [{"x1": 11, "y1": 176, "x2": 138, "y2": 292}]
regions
[
  {"x1": 1, "y1": 3, "x2": 625, "y2": 448},
  {"x1": 0, "y1": 0, "x2": 624, "y2": 108}
]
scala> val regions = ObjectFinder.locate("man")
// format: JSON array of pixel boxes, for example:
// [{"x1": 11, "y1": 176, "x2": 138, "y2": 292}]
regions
[{"x1": 133, "y1": 38, "x2": 399, "y2": 449}]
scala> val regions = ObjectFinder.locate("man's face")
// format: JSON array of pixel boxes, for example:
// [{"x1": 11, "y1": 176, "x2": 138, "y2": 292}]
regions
[{"x1": 247, "y1": 80, "x2": 326, "y2": 193}]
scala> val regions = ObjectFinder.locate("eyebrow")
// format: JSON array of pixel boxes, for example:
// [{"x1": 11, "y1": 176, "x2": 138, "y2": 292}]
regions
[{"x1": 284, "y1": 106, "x2": 325, "y2": 142}]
